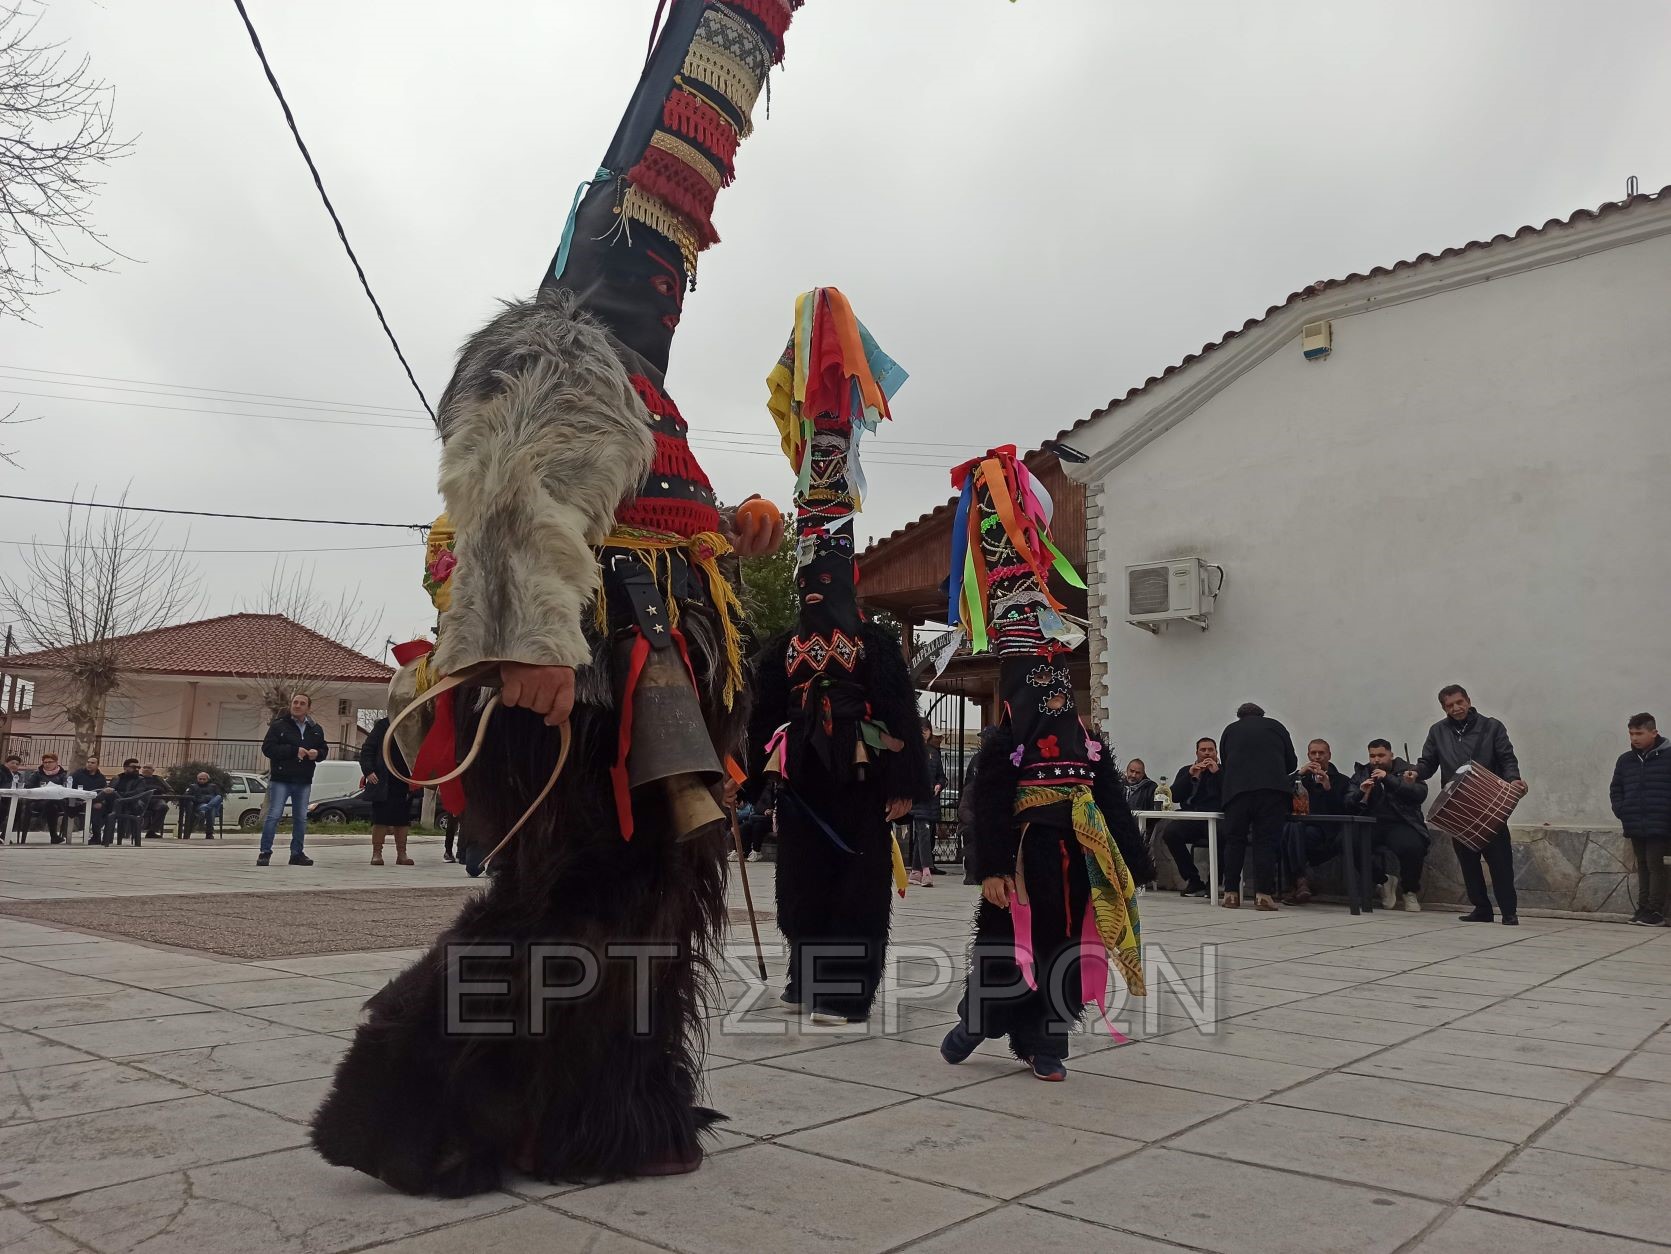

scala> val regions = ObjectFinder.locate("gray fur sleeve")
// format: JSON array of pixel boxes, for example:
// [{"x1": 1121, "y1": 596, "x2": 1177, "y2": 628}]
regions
[{"x1": 431, "y1": 291, "x2": 653, "y2": 676}]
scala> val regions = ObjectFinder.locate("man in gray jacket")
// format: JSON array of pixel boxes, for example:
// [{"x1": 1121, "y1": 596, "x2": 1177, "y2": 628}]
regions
[{"x1": 1410, "y1": 684, "x2": 1527, "y2": 925}]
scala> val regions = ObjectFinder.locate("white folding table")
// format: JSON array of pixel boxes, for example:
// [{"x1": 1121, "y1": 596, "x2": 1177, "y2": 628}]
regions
[
  {"x1": 1133, "y1": 808, "x2": 1225, "y2": 900},
  {"x1": 0, "y1": 785, "x2": 97, "y2": 844}
]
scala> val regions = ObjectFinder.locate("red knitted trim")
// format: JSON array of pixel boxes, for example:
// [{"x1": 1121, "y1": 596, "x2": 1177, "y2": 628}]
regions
[
  {"x1": 616, "y1": 498, "x2": 721, "y2": 538},
  {"x1": 725, "y1": 0, "x2": 790, "y2": 62},
  {"x1": 629, "y1": 375, "x2": 681, "y2": 419},
  {"x1": 661, "y1": 93, "x2": 739, "y2": 172},
  {"x1": 626, "y1": 152, "x2": 721, "y2": 245},
  {"x1": 649, "y1": 431, "x2": 712, "y2": 485}
]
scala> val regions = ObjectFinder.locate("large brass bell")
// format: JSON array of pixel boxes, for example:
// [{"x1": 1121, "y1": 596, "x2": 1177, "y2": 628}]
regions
[{"x1": 614, "y1": 638, "x2": 727, "y2": 842}]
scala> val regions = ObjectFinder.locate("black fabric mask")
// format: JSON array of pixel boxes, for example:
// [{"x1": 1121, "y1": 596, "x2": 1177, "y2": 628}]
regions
[
  {"x1": 794, "y1": 526, "x2": 859, "y2": 639},
  {"x1": 544, "y1": 184, "x2": 687, "y2": 374}
]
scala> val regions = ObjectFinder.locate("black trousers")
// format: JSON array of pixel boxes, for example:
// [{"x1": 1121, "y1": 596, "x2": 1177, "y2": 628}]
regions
[
  {"x1": 1222, "y1": 790, "x2": 1288, "y2": 896},
  {"x1": 1283, "y1": 821, "x2": 1340, "y2": 880},
  {"x1": 1161, "y1": 819, "x2": 1213, "y2": 888},
  {"x1": 1372, "y1": 822, "x2": 1429, "y2": 893},
  {"x1": 1632, "y1": 836, "x2": 1668, "y2": 914},
  {"x1": 1453, "y1": 826, "x2": 1517, "y2": 917}
]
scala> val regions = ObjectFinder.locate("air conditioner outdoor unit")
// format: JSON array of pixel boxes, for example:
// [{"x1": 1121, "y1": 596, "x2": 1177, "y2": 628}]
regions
[{"x1": 1125, "y1": 557, "x2": 1216, "y2": 632}]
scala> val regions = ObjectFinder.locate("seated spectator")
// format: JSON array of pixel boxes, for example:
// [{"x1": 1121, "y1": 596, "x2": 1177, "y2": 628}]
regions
[
  {"x1": 1161, "y1": 737, "x2": 1223, "y2": 897},
  {"x1": 71, "y1": 757, "x2": 114, "y2": 844},
  {"x1": 2, "y1": 753, "x2": 23, "y2": 838},
  {"x1": 111, "y1": 759, "x2": 149, "y2": 846},
  {"x1": 1123, "y1": 759, "x2": 1158, "y2": 812},
  {"x1": 138, "y1": 764, "x2": 168, "y2": 839},
  {"x1": 1345, "y1": 739, "x2": 1429, "y2": 911},
  {"x1": 182, "y1": 772, "x2": 224, "y2": 839},
  {"x1": 24, "y1": 752, "x2": 72, "y2": 844},
  {"x1": 1611, "y1": 713, "x2": 1670, "y2": 926},
  {"x1": 1282, "y1": 739, "x2": 1350, "y2": 904}
]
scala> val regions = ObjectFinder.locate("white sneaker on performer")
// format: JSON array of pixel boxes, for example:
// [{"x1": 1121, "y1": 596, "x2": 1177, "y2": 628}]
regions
[
  {"x1": 746, "y1": 850, "x2": 763, "y2": 863},
  {"x1": 809, "y1": 1010, "x2": 850, "y2": 1026},
  {"x1": 1402, "y1": 892, "x2": 1422, "y2": 912},
  {"x1": 1378, "y1": 878, "x2": 1397, "y2": 910}
]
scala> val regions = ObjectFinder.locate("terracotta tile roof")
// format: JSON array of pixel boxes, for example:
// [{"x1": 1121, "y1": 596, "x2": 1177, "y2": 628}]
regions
[
  {"x1": 861, "y1": 186, "x2": 1671, "y2": 561},
  {"x1": 3, "y1": 613, "x2": 393, "y2": 684}
]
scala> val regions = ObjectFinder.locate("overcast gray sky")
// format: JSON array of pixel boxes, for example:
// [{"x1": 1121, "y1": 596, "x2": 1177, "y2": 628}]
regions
[{"x1": 6, "y1": 0, "x2": 1670, "y2": 653}]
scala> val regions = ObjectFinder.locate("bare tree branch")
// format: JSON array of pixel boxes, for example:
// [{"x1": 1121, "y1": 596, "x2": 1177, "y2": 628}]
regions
[
  {"x1": 233, "y1": 559, "x2": 383, "y2": 719},
  {"x1": 0, "y1": 2, "x2": 134, "y2": 322},
  {"x1": 0, "y1": 490, "x2": 202, "y2": 766}
]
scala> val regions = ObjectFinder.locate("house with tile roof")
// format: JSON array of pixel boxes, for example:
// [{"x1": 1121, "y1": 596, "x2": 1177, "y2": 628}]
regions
[{"x1": 0, "y1": 613, "x2": 393, "y2": 773}]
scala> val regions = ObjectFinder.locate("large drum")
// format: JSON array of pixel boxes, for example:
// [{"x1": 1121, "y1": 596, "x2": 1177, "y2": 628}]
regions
[{"x1": 1428, "y1": 762, "x2": 1521, "y2": 851}]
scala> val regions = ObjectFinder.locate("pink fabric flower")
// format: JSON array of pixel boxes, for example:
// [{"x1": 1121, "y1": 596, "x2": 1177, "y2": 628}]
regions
[
  {"x1": 428, "y1": 550, "x2": 457, "y2": 583},
  {"x1": 1086, "y1": 738, "x2": 1103, "y2": 762}
]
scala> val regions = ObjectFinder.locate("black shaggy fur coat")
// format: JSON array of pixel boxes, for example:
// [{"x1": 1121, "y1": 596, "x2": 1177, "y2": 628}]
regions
[
  {"x1": 310, "y1": 598, "x2": 744, "y2": 1196},
  {"x1": 747, "y1": 620, "x2": 926, "y2": 1020},
  {"x1": 958, "y1": 723, "x2": 1154, "y2": 1058}
]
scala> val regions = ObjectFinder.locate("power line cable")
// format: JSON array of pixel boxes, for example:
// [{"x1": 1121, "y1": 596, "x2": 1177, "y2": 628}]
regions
[
  {"x1": 0, "y1": 365, "x2": 427, "y2": 416},
  {"x1": 0, "y1": 373, "x2": 433, "y2": 425},
  {"x1": 0, "y1": 493, "x2": 429, "y2": 530},
  {"x1": 228, "y1": 0, "x2": 435, "y2": 420},
  {"x1": 1, "y1": 538, "x2": 416, "y2": 555}
]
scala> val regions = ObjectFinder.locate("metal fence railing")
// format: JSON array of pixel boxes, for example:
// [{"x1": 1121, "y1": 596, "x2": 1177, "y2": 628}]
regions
[{"x1": 0, "y1": 734, "x2": 351, "y2": 776}]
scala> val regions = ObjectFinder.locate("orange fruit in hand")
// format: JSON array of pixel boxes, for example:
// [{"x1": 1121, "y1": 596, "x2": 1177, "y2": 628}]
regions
[{"x1": 735, "y1": 498, "x2": 779, "y2": 538}]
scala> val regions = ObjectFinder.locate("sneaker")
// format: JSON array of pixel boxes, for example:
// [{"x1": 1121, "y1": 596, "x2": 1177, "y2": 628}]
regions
[
  {"x1": 1633, "y1": 910, "x2": 1665, "y2": 927},
  {"x1": 920, "y1": 868, "x2": 934, "y2": 887},
  {"x1": 443, "y1": 852, "x2": 455, "y2": 863},
  {"x1": 1458, "y1": 909, "x2": 1493, "y2": 923},
  {"x1": 808, "y1": 1010, "x2": 849, "y2": 1026},
  {"x1": 940, "y1": 1023, "x2": 980, "y2": 1064},
  {"x1": 1378, "y1": 878, "x2": 1398, "y2": 910},
  {"x1": 288, "y1": 853, "x2": 314, "y2": 867},
  {"x1": 1179, "y1": 881, "x2": 1209, "y2": 898},
  {"x1": 1402, "y1": 892, "x2": 1422, "y2": 913},
  {"x1": 1029, "y1": 1055, "x2": 1067, "y2": 1082},
  {"x1": 256, "y1": 852, "x2": 271, "y2": 866},
  {"x1": 1501, "y1": 914, "x2": 1519, "y2": 926},
  {"x1": 907, "y1": 870, "x2": 924, "y2": 887},
  {"x1": 746, "y1": 850, "x2": 763, "y2": 863}
]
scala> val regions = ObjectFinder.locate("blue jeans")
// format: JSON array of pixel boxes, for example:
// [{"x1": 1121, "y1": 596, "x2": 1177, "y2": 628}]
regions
[{"x1": 260, "y1": 781, "x2": 311, "y2": 857}]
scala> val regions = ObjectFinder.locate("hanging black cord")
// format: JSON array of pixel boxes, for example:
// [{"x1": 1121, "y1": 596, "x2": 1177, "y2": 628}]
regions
[{"x1": 228, "y1": 0, "x2": 436, "y2": 422}]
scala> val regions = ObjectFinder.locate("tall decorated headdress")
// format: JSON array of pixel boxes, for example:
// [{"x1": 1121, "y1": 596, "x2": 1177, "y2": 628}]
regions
[
  {"x1": 762, "y1": 288, "x2": 906, "y2": 777},
  {"x1": 948, "y1": 448, "x2": 1145, "y2": 1002}
]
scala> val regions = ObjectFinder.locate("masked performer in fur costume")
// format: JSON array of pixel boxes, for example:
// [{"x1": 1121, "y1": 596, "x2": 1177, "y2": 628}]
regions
[
  {"x1": 936, "y1": 448, "x2": 1154, "y2": 1081},
  {"x1": 310, "y1": 0, "x2": 801, "y2": 1195},
  {"x1": 746, "y1": 289, "x2": 924, "y2": 1025}
]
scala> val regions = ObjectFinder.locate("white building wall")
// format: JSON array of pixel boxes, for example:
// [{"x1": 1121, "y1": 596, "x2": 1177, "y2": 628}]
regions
[{"x1": 1087, "y1": 230, "x2": 1671, "y2": 826}]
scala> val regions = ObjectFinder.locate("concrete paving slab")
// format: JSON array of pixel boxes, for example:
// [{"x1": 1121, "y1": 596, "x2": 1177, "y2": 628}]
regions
[
  {"x1": 1029, "y1": 1147, "x2": 1443, "y2": 1254},
  {"x1": 1471, "y1": 1147, "x2": 1671, "y2": 1245}
]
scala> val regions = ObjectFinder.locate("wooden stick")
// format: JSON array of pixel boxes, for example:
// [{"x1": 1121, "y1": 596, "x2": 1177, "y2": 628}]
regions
[{"x1": 729, "y1": 804, "x2": 768, "y2": 982}]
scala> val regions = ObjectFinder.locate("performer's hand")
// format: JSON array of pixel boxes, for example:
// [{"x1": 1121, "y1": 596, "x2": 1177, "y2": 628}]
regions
[
  {"x1": 366, "y1": 772, "x2": 379, "y2": 785},
  {"x1": 884, "y1": 797, "x2": 911, "y2": 822},
  {"x1": 1403, "y1": 769, "x2": 1419, "y2": 782},
  {"x1": 728, "y1": 494, "x2": 786, "y2": 558},
  {"x1": 982, "y1": 875, "x2": 1016, "y2": 909},
  {"x1": 1511, "y1": 780, "x2": 1529, "y2": 797},
  {"x1": 500, "y1": 662, "x2": 575, "y2": 726},
  {"x1": 722, "y1": 777, "x2": 741, "y2": 808}
]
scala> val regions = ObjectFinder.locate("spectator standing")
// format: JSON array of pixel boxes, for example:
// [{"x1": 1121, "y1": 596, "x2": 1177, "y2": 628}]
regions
[
  {"x1": 1219, "y1": 703, "x2": 1297, "y2": 911},
  {"x1": 1161, "y1": 737, "x2": 1222, "y2": 897},
  {"x1": 182, "y1": 772, "x2": 223, "y2": 839},
  {"x1": 1611, "y1": 713, "x2": 1671, "y2": 926},
  {"x1": 70, "y1": 756, "x2": 113, "y2": 845},
  {"x1": 24, "y1": 752, "x2": 73, "y2": 843},
  {"x1": 908, "y1": 719, "x2": 946, "y2": 887},
  {"x1": 359, "y1": 716, "x2": 414, "y2": 867},
  {"x1": 110, "y1": 759, "x2": 149, "y2": 846},
  {"x1": 957, "y1": 726, "x2": 997, "y2": 885},
  {"x1": 1410, "y1": 684, "x2": 1526, "y2": 925},
  {"x1": 259, "y1": 692, "x2": 328, "y2": 867},
  {"x1": 1123, "y1": 759, "x2": 1158, "y2": 812},
  {"x1": 1282, "y1": 739, "x2": 1350, "y2": 905},
  {"x1": 1346, "y1": 740, "x2": 1430, "y2": 911}
]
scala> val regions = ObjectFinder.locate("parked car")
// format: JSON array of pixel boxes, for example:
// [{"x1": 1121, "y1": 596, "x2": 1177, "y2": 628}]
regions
[
  {"x1": 308, "y1": 788, "x2": 456, "y2": 841},
  {"x1": 221, "y1": 772, "x2": 269, "y2": 831}
]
